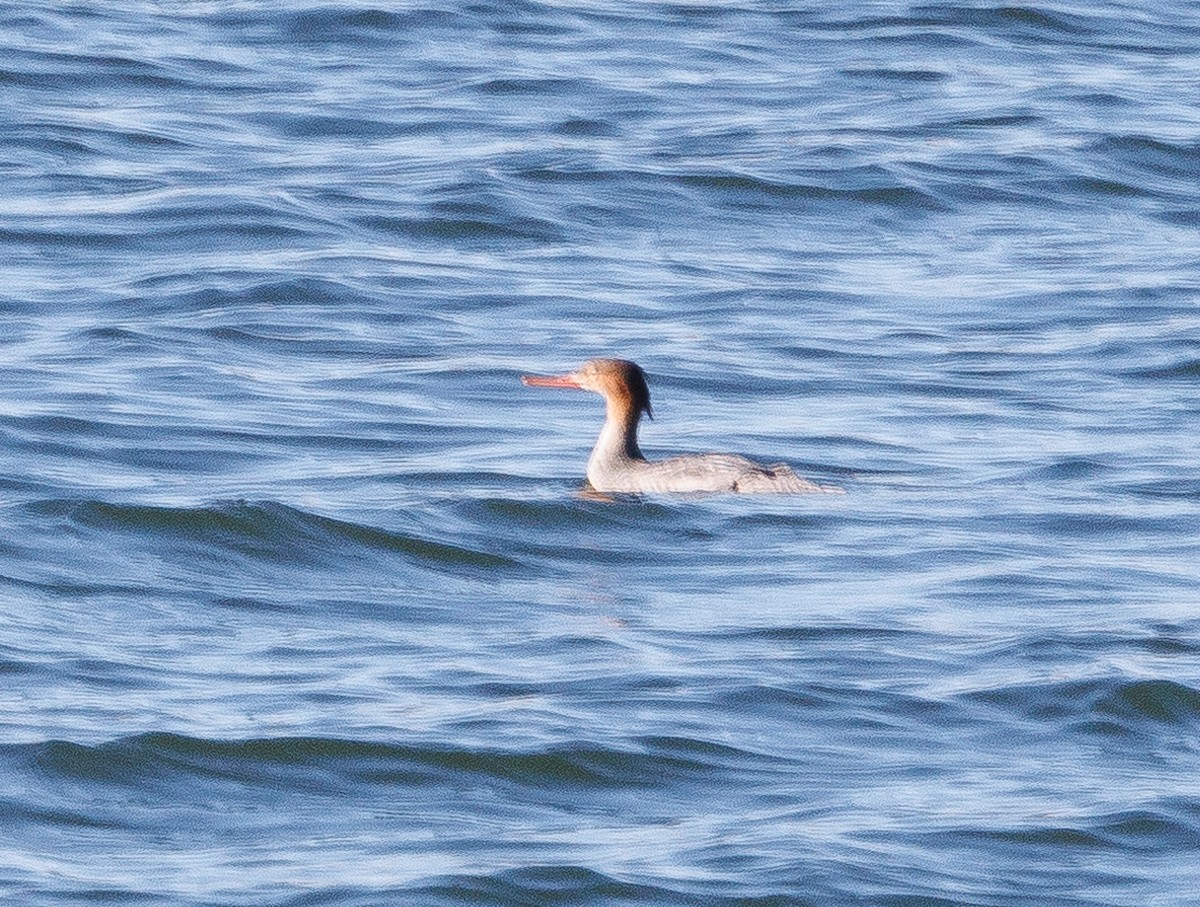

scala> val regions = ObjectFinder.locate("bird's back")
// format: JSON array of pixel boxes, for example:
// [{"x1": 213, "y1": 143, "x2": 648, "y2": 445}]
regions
[{"x1": 589, "y1": 452, "x2": 838, "y2": 494}]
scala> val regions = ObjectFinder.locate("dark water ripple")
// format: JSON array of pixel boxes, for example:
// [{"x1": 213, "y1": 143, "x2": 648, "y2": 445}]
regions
[{"x1": 4, "y1": 0, "x2": 1200, "y2": 904}]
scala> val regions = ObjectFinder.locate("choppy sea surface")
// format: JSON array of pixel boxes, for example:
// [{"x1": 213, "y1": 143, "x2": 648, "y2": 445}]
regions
[{"x1": 3, "y1": 1, "x2": 1200, "y2": 904}]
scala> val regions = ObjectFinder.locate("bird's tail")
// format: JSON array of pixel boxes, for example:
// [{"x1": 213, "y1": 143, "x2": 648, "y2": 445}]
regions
[{"x1": 735, "y1": 464, "x2": 845, "y2": 494}]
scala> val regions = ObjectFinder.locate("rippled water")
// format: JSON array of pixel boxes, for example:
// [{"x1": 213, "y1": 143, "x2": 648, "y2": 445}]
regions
[{"x1": 3, "y1": 1, "x2": 1200, "y2": 905}]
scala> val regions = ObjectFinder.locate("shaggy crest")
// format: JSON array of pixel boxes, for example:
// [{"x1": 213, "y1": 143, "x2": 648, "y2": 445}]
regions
[{"x1": 588, "y1": 359, "x2": 652, "y2": 420}]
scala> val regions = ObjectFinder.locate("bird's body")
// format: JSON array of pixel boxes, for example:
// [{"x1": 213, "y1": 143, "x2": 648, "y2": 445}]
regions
[{"x1": 521, "y1": 358, "x2": 840, "y2": 495}]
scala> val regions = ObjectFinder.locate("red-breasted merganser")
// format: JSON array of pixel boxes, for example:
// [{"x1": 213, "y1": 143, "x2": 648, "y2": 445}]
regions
[{"x1": 521, "y1": 358, "x2": 842, "y2": 494}]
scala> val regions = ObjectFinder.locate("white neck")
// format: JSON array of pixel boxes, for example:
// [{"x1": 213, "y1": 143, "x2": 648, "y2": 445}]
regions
[{"x1": 588, "y1": 401, "x2": 644, "y2": 473}]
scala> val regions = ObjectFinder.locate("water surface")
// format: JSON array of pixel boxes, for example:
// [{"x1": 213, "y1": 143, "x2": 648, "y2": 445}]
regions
[{"x1": 3, "y1": 1, "x2": 1200, "y2": 904}]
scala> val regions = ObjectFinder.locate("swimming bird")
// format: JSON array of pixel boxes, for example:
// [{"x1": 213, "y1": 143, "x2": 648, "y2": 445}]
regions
[{"x1": 520, "y1": 358, "x2": 841, "y2": 494}]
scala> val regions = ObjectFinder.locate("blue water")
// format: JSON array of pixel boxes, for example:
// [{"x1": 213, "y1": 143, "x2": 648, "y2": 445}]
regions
[{"x1": 3, "y1": 1, "x2": 1200, "y2": 904}]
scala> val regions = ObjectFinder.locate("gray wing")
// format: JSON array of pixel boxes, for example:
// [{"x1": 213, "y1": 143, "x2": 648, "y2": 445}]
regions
[{"x1": 637, "y1": 454, "x2": 840, "y2": 494}]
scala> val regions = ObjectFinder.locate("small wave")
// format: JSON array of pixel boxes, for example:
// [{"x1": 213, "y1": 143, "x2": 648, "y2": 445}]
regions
[
  {"x1": 1157, "y1": 208, "x2": 1200, "y2": 226},
  {"x1": 1091, "y1": 135, "x2": 1200, "y2": 180},
  {"x1": 1059, "y1": 175, "x2": 1155, "y2": 199},
  {"x1": 841, "y1": 66, "x2": 949, "y2": 83},
  {"x1": 965, "y1": 676, "x2": 1200, "y2": 736},
  {"x1": 797, "y1": 4, "x2": 1101, "y2": 48},
  {"x1": 989, "y1": 629, "x2": 1200, "y2": 660},
  {"x1": 1030, "y1": 510, "x2": 1188, "y2": 539},
  {"x1": 476, "y1": 77, "x2": 581, "y2": 96},
  {"x1": 934, "y1": 113, "x2": 1044, "y2": 130},
  {"x1": 465, "y1": 495, "x2": 682, "y2": 530},
  {"x1": 674, "y1": 172, "x2": 946, "y2": 212},
  {"x1": 10, "y1": 732, "x2": 766, "y2": 793},
  {"x1": 0, "y1": 655, "x2": 40, "y2": 677},
  {"x1": 286, "y1": 866, "x2": 697, "y2": 907},
  {"x1": 516, "y1": 164, "x2": 621, "y2": 184},
  {"x1": 917, "y1": 803, "x2": 1200, "y2": 855},
  {"x1": 1122, "y1": 478, "x2": 1200, "y2": 502},
  {"x1": 2, "y1": 50, "x2": 192, "y2": 92},
  {"x1": 216, "y1": 7, "x2": 455, "y2": 47},
  {"x1": 1096, "y1": 807, "x2": 1200, "y2": 852},
  {"x1": 0, "y1": 225, "x2": 137, "y2": 251},
  {"x1": 0, "y1": 796, "x2": 130, "y2": 831},
  {"x1": 30, "y1": 499, "x2": 519, "y2": 572},
  {"x1": 718, "y1": 623, "x2": 914, "y2": 643},
  {"x1": 358, "y1": 212, "x2": 562, "y2": 244},
  {"x1": 1097, "y1": 680, "x2": 1200, "y2": 726},
  {"x1": 882, "y1": 5, "x2": 1096, "y2": 36},
  {"x1": 552, "y1": 117, "x2": 620, "y2": 137},
  {"x1": 251, "y1": 111, "x2": 414, "y2": 141},
  {"x1": 1126, "y1": 359, "x2": 1200, "y2": 380},
  {"x1": 13, "y1": 119, "x2": 192, "y2": 163},
  {"x1": 0, "y1": 569, "x2": 160, "y2": 602},
  {"x1": 1018, "y1": 457, "x2": 1110, "y2": 481},
  {"x1": 409, "y1": 866, "x2": 685, "y2": 907},
  {"x1": 135, "y1": 276, "x2": 355, "y2": 313}
]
